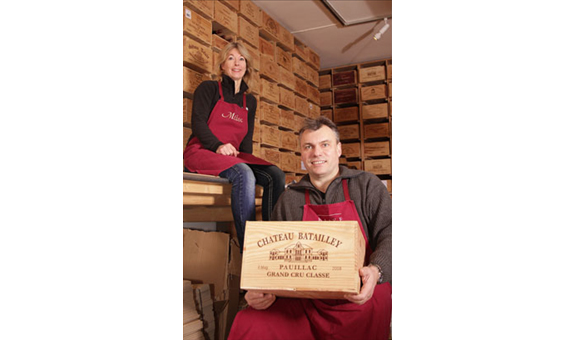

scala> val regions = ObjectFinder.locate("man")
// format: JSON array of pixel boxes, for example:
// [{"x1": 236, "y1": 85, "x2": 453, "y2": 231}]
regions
[{"x1": 228, "y1": 117, "x2": 392, "y2": 340}]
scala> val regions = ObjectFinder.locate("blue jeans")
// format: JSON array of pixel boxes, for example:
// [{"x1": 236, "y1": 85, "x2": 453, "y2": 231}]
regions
[{"x1": 219, "y1": 163, "x2": 285, "y2": 251}]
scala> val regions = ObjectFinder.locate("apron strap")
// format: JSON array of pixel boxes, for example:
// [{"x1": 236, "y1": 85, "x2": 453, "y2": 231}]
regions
[
  {"x1": 342, "y1": 179, "x2": 351, "y2": 200},
  {"x1": 305, "y1": 189, "x2": 311, "y2": 205},
  {"x1": 243, "y1": 93, "x2": 246, "y2": 109},
  {"x1": 217, "y1": 82, "x2": 224, "y2": 100}
]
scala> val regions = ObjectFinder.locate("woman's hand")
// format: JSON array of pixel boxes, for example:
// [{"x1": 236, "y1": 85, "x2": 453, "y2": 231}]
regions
[
  {"x1": 245, "y1": 290, "x2": 276, "y2": 310},
  {"x1": 216, "y1": 143, "x2": 239, "y2": 157},
  {"x1": 343, "y1": 265, "x2": 379, "y2": 305}
]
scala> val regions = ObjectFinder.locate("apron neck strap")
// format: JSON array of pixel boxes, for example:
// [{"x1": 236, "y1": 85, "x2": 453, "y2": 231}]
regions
[
  {"x1": 305, "y1": 189, "x2": 311, "y2": 205},
  {"x1": 217, "y1": 82, "x2": 224, "y2": 100},
  {"x1": 243, "y1": 93, "x2": 246, "y2": 109},
  {"x1": 342, "y1": 179, "x2": 350, "y2": 200}
]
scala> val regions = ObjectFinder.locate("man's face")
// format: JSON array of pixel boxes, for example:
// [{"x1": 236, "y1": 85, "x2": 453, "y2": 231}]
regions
[{"x1": 300, "y1": 125, "x2": 342, "y2": 180}]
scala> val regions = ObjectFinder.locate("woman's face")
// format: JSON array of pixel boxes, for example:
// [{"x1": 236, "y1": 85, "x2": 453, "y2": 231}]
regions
[{"x1": 221, "y1": 48, "x2": 246, "y2": 82}]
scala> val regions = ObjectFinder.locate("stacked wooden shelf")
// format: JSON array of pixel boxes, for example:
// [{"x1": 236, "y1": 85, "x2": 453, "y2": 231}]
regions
[
  {"x1": 183, "y1": 0, "x2": 321, "y2": 184},
  {"x1": 319, "y1": 58, "x2": 392, "y2": 190}
]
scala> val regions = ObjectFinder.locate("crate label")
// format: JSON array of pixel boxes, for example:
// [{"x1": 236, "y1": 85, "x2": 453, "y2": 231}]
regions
[{"x1": 185, "y1": 8, "x2": 191, "y2": 19}]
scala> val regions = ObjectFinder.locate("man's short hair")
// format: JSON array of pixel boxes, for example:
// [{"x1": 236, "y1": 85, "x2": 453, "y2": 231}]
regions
[{"x1": 298, "y1": 116, "x2": 340, "y2": 143}]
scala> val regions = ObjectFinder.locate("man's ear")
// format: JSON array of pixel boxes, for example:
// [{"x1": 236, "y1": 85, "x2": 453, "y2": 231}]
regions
[{"x1": 337, "y1": 142, "x2": 342, "y2": 158}]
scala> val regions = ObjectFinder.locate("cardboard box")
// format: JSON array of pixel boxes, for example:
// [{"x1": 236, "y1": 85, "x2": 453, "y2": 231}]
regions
[
  {"x1": 183, "y1": 229, "x2": 241, "y2": 340},
  {"x1": 241, "y1": 221, "x2": 366, "y2": 299}
]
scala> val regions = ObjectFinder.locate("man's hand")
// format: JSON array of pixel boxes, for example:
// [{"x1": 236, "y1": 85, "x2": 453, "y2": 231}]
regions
[
  {"x1": 245, "y1": 290, "x2": 276, "y2": 310},
  {"x1": 344, "y1": 265, "x2": 379, "y2": 305},
  {"x1": 216, "y1": 143, "x2": 239, "y2": 157}
]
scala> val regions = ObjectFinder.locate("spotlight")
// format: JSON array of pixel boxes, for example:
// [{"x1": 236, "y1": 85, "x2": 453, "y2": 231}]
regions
[{"x1": 374, "y1": 18, "x2": 390, "y2": 41}]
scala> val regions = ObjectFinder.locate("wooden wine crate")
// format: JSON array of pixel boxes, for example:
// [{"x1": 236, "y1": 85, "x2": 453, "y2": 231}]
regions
[
  {"x1": 364, "y1": 141, "x2": 390, "y2": 157},
  {"x1": 364, "y1": 123, "x2": 389, "y2": 139},
  {"x1": 338, "y1": 124, "x2": 360, "y2": 141},
  {"x1": 320, "y1": 109, "x2": 333, "y2": 121},
  {"x1": 260, "y1": 55, "x2": 280, "y2": 83},
  {"x1": 214, "y1": 0, "x2": 238, "y2": 33},
  {"x1": 277, "y1": 25, "x2": 294, "y2": 51},
  {"x1": 241, "y1": 221, "x2": 366, "y2": 299},
  {"x1": 333, "y1": 88, "x2": 358, "y2": 105},
  {"x1": 362, "y1": 103, "x2": 388, "y2": 120},
  {"x1": 260, "y1": 78, "x2": 279, "y2": 103},
  {"x1": 319, "y1": 74, "x2": 331, "y2": 89},
  {"x1": 211, "y1": 34, "x2": 230, "y2": 52},
  {"x1": 280, "y1": 130, "x2": 298, "y2": 152},
  {"x1": 252, "y1": 142, "x2": 261, "y2": 157},
  {"x1": 364, "y1": 159, "x2": 391, "y2": 175},
  {"x1": 260, "y1": 10, "x2": 280, "y2": 41},
  {"x1": 361, "y1": 84, "x2": 386, "y2": 101},
  {"x1": 347, "y1": 161, "x2": 362, "y2": 170},
  {"x1": 279, "y1": 66, "x2": 296, "y2": 90},
  {"x1": 238, "y1": 16, "x2": 259, "y2": 48},
  {"x1": 183, "y1": 127, "x2": 192, "y2": 152},
  {"x1": 186, "y1": 0, "x2": 214, "y2": 19},
  {"x1": 294, "y1": 114, "x2": 307, "y2": 133},
  {"x1": 279, "y1": 109, "x2": 297, "y2": 131},
  {"x1": 253, "y1": 118, "x2": 261, "y2": 143},
  {"x1": 333, "y1": 106, "x2": 359, "y2": 123},
  {"x1": 237, "y1": 39, "x2": 259, "y2": 70},
  {"x1": 260, "y1": 146, "x2": 281, "y2": 166},
  {"x1": 293, "y1": 43, "x2": 308, "y2": 63},
  {"x1": 308, "y1": 102, "x2": 320, "y2": 118},
  {"x1": 332, "y1": 70, "x2": 357, "y2": 87},
  {"x1": 276, "y1": 46, "x2": 292, "y2": 71},
  {"x1": 250, "y1": 70, "x2": 260, "y2": 95},
  {"x1": 280, "y1": 152, "x2": 298, "y2": 173},
  {"x1": 183, "y1": 35, "x2": 212, "y2": 74},
  {"x1": 260, "y1": 125, "x2": 281, "y2": 148},
  {"x1": 238, "y1": 0, "x2": 261, "y2": 26},
  {"x1": 221, "y1": 0, "x2": 240, "y2": 11},
  {"x1": 388, "y1": 82, "x2": 392, "y2": 97},
  {"x1": 294, "y1": 77, "x2": 308, "y2": 97},
  {"x1": 341, "y1": 143, "x2": 361, "y2": 158},
  {"x1": 259, "y1": 37, "x2": 276, "y2": 60},
  {"x1": 320, "y1": 91, "x2": 332, "y2": 107},
  {"x1": 359, "y1": 65, "x2": 386, "y2": 83},
  {"x1": 183, "y1": 7, "x2": 212, "y2": 46},
  {"x1": 387, "y1": 63, "x2": 392, "y2": 80},
  {"x1": 279, "y1": 87, "x2": 295, "y2": 110},
  {"x1": 307, "y1": 49, "x2": 320, "y2": 70},
  {"x1": 307, "y1": 85, "x2": 320, "y2": 105},
  {"x1": 259, "y1": 101, "x2": 280, "y2": 125},
  {"x1": 307, "y1": 64, "x2": 320, "y2": 87},
  {"x1": 292, "y1": 57, "x2": 307, "y2": 79},
  {"x1": 294, "y1": 95, "x2": 309, "y2": 116},
  {"x1": 183, "y1": 66, "x2": 209, "y2": 94},
  {"x1": 339, "y1": 156, "x2": 347, "y2": 165}
]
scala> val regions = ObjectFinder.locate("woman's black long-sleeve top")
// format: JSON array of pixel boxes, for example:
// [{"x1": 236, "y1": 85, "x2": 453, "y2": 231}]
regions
[{"x1": 186, "y1": 75, "x2": 257, "y2": 153}]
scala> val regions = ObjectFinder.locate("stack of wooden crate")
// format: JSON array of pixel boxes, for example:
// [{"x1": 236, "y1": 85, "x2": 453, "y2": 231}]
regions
[
  {"x1": 183, "y1": 0, "x2": 321, "y2": 184},
  {"x1": 319, "y1": 59, "x2": 392, "y2": 193},
  {"x1": 184, "y1": 280, "x2": 205, "y2": 340}
]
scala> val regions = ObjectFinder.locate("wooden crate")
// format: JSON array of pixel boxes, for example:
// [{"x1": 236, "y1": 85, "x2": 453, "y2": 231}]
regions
[
  {"x1": 338, "y1": 124, "x2": 360, "y2": 141},
  {"x1": 307, "y1": 84, "x2": 320, "y2": 105},
  {"x1": 276, "y1": 46, "x2": 292, "y2": 71},
  {"x1": 346, "y1": 161, "x2": 362, "y2": 171},
  {"x1": 362, "y1": 103, "x2": 388, "y2": 120},
  {"x1": 306, "y1": 64, "x2": 319, "y2": 87},
  {"x1": 186, "y1": 0, "x2": 214, "y2": 19},
  {"x1": 183, "y1": 35, "x2": 212, "y2": 74},
  {"x1": 319, "y1": 74, "x2": 331, "y2": 89},
  {"x1": 280, "y1": 152, "x2": 298, "y2": 173},
  {"x1": 364, "y1": 123, "x2": 389, "y2": 139},
  {"x1": 277, "y1": 25, "x2": 294, "y2": 51},
  {"x1": 294, "y1": 95, "x2": 309, "y2": 116},
  {"x1": 359, "y1": 65, "x2": 386, "y2": 83},
  {"x1": 321, "y1": 109, "x2": 333, "y2": 121},
  {"x1": 253, "y1": 117, "x2": 261, "y2": 143},
  {"x1": 307, "y1": 49, "x2": 320, "y2": 70},
  {"x1": 280, "y1": 130, "x2": 298, "y2": 152},
  {"x1": 320, "y1": 91, "x2": 332, "y2": 107},
  {"x1": 260, "y1": 55, "x2": 280, "y2": 83},
  {"x1": 250, "y1": 70, "x2": 260, "y2": 95},
  {"x1": 241, "y1": 221, "x2": 366, "y2": 299},
  {"x1": 388, "y1": 82, "x2": 392, "y2": 97},
  {"x1": 364, "y1": 141, "x2": 390, "y2": 157},
  {"x1": 308, "y1": 102, "x2": 320, "y2": 118},
  {"x1": 292, "y1": 57, "x2": 307, "y2": 79},
  {"x1": 259, "y1": 101, "x2": 280, "y2": 125},
  {"x1": 211, "y1": 34, "x2": 230, "y2": 52},
  {"x1": 333, "y1": 88, "x2": 358, "y2": 105},
  {"x1": 260, "y1": 125, "x2": 281, "y2": 148},
  {"x1": 332, "y1": 70, "x2": 357, "y2": 87},
  {"x1": 238, "y1": 0, "x2": 261, "y2": 26},
  {"x1": 279, "y1": 109, "x2": 298, "y2": 131},
  {"x1": 260, "y1": 10, "x2": 280, "y2": 41},
  {"x1": 361, "y1": 84, "x2": 386, "y2": 101},
  {"x1": 252, "y1": 142, "x2": 261, "y2": 157},
  {"x1": 183, "y1": 7, "x2": 212, "y2": 46},
  {"x1": 279, "y1": 66, "x2": 296, "y2": 90},
  {"x1": 293, "y1": 42, "x2": 308, "y2": 63},
  {"x1": 260, "y1": 146, "x2": 281, "y2": 166},
  {"x1": 294, "y1": 115, "x2": 307, "y2": 134},
  {"x1": 183, "y1": 66, "x2": 209, "y2": 94},
  {"x1": 259, "y1": 37, "x2": 276, "y2": 60},
  {"x1": 333, "y1": 106, "x2": 359, "y2": 123},
  {"x1": 364, "y1": 159, "x2": 391, "y2": 175},
  {"x1": 221, "y1": 0, "x2": 240, "y2": 11},
  {"x1": 341, "y1": 143, "x2": 361, "y2": 158},
  {"x1": 260, "y1": 77, "x2": 279, "y2": 103},
  {"x1": 237, "y1": 39, "x2": 259, "y2": 70},
  {"x1": 279, "y1": 87, "x2": 295, "y2": 110},
  {"x1": 214, "y1": 0, "x2": 238, "y2": 33},
  {"x1": 238, "y1": 16, "x2": 259, "y2": 48},
  {"x1": 183, "y1": 127, "x2": 192, "y2": 152},
  {"x1": 294, "y1": 77, "x2": 308, "y2": 97},
  {"x1": 387, "y1": 63, "x2": 392, "y2": 80}
]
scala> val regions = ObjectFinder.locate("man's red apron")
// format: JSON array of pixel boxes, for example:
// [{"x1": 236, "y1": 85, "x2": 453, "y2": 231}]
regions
[
  {"x1": 229, "y1": 179, "x2": 392, "y2": 340},
  {"x1": 184, "y1": 82, "x2": 271, "y2": 176}
]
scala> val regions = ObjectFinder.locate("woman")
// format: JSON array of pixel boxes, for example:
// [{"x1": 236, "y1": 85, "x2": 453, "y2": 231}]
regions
[{"x1": 184, "y1": 41, "x2": 285, "y2": 250}]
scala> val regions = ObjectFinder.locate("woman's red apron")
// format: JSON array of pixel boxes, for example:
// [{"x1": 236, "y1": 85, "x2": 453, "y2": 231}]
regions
[
  {"x1": 229, "y1": 179, "x2": 392, "y2": 340},
  {"x1": 184, "y1": 82, "x2": 271, "y2": 176}
]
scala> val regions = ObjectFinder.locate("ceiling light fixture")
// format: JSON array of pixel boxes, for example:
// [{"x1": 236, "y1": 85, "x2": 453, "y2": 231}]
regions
[{"x1": 374, "y1": 18, "x2": 390, "y2": 41}]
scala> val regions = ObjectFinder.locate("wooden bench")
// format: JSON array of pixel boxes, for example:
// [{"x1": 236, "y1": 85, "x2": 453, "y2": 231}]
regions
[{"x1": 183, "y1": 172, "x2": 264, "y2": 222}]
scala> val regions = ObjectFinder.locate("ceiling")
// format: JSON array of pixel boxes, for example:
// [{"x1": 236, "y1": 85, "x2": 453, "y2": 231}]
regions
[{"x1": 252, "y1": 0, "x2": 392, "y2": 70}]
